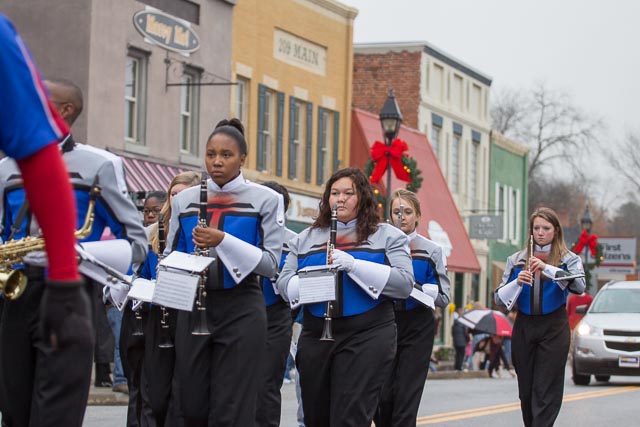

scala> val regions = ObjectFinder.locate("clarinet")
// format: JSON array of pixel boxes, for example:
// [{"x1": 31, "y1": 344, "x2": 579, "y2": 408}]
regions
[
  {"x1": 192, "y1": 172, "x2": 211, "y2": 335},
  {"x1": 157, "y1": 214, "x2": 174, "y2": 348},
  {"x1": 396, "y1": 203, "x2": 404, "y2": 229},
  {"x1": 320, "y1": 204, "x2": 338, "y2": 342}
]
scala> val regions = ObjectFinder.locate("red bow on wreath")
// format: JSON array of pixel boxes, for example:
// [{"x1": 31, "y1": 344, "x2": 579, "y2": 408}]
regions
[
  {"x1": 369, "y1": 139, "x2": 411, "y2": 184},
  {"x1": 573, "y1": 229, "x2": 598, "y2": 257}
]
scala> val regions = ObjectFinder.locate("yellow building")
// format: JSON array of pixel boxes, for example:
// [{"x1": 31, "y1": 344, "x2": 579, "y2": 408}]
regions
[{"x1": 231, "y1": 0, "x2": 357, "y2": 231}]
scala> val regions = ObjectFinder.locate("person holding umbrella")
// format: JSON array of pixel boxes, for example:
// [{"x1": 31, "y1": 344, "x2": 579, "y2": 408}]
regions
[{"x1": 494, "y1": 207, "x2": 585, "y2": 427}]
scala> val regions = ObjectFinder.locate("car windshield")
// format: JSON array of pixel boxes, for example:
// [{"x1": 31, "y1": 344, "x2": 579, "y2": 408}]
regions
[{"x1": 590, "y1": 288, "x2": 640, "y2": 313}]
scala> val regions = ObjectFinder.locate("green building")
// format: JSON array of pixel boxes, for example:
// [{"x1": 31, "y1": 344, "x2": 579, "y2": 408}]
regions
[{"x1": 487, "y1": 132, "x2": 529, "y2": 305}]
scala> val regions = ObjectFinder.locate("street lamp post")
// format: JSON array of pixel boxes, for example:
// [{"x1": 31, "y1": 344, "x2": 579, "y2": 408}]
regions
[
  {"x1": 378, "y1": 88, "x2": 403, "y2": 221},
  {"x1": 580, "y1": 205, "x2": 593, "y2": 288}
]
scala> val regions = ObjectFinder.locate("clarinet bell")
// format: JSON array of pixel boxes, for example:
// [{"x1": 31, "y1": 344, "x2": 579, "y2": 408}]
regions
[
  {"x1": 319, "y1": 318, "x2": 335, "y2": 342},
  {"x1": 158, "y1": 322, "x2": 174, "y2": 348},
  {"x1": 191, "y1": 304, "x2": 211, "y2": 336},
  {"x1": 132, "y1": 309, "x2": 145, "y2": 336}
]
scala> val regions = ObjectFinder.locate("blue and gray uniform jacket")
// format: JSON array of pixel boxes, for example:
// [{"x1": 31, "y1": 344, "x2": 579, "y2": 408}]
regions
[
  {"x1": 0, "y1": 135, "x2": 147, "y2": 264},
  {"x1": 396, "y1": 231, "x2": 451, "y2": 311},
  {"x1": 495, "y1": 250, "x2": 585, "y2": 315},
  {"x1": 277, "y1": 220, "x2": 413, "y2": 318},
  {"x1": 262, "y1": 227, "x2": 297, "y2": 307},
  {"x1": 164, "y1": 173, "x2": 283, "y2": 291}
]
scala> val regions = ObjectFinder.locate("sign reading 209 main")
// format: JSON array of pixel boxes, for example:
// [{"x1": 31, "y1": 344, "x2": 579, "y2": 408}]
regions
[{"x1": 133, "y1": 8, "x2": 200, "y2": 55}]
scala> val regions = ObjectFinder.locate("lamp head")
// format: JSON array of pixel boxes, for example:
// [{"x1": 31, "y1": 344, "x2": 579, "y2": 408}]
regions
[
  {"x1": 379, "y1": 88, "x2": 403, "y2": 142},
  {"x1": 580, "y1": 205, "x2": 593, "y2": 233}
]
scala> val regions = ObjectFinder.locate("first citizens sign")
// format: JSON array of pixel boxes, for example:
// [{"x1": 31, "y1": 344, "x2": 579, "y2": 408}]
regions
[{"x1": 133, "y1": 8, "x2": 200, "y2": 55}]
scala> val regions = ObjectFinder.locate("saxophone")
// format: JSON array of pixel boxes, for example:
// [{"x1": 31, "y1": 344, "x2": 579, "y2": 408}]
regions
[
  {"x1": 0, "y1": 184, "x2": 101, "y2": 300},
  {"x1": 191, "y1": 171, "x2": 211, "y2": 336}
]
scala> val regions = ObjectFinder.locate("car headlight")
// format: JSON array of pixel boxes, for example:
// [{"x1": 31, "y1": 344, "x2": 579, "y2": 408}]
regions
[{"x1": 576, "y1": 321, "x2": 602, "y2": 336}]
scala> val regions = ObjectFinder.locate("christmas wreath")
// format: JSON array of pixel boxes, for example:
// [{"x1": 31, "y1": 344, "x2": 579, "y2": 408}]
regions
[
  {"x1": 364, "y1": 138, "x2": 423, "y2": 213},
  {"x1": 571, "y1": 229, "x2": 604, "y2": 291}
]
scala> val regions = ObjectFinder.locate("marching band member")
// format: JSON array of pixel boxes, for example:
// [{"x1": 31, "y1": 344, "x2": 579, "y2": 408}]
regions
[
  {"x1": 164, "y1": 118, "x2": 284, "y2": 426},
  {"x1": 0, "y1": 15, "x2": 87, "y2": 426},
  {"x1": 375, "y1": 189, "x2": 451, "y2": 427},
  {"x1": 0, "y1": 73, "x2": 147, "y2": 426},
  {"x1": 256, "y1": 180, "x2": 298, "y2": 427},
  {"x1": 140, "y1": 171, "x2": 199, "y2": 426},
  {"x1": 495, "y1": 207, "x2": 585, "y2": 427},
  {"x1": 120, "y1": 191, "x2": 167, "y2": 426},
  {"x1": 276, "y1": 167, "x2": 413, "y2": 427}
]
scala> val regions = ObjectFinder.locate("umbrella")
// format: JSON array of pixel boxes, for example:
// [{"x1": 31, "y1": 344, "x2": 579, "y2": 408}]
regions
[{"x1": 457, "y1": 309, "x2": 513, "y2": 337}]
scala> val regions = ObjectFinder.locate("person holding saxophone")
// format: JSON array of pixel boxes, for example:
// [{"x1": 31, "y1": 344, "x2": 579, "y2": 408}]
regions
[
  {"x1": 495, "y1": 207, "x2": 585, "y2": 427},
  {"x1": 276, "y1": 167, "x2": 413, "y2": 427},
  {"x1": 164, "y1": 118, "x2": 284, "y2": 427},
  {"x1": 374, "y1": 189, "x2": 451, "y2": 427},
  {"x1": 0, "y1": 70, "x2": 147, "y2": 425}
]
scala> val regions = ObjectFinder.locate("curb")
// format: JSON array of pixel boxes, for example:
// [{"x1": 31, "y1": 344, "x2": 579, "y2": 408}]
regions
[
  {"x1": 428, "y1": 370, "x2": 490, "y2": 380},
  {"x1": 88, "y1": 388, "x2": 129, "y2": 406}
]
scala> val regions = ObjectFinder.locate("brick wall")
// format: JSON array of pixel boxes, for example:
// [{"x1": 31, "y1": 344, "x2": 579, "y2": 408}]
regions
[{"x1": 353, "y1": 50, "x2": 422, "y2": 129}]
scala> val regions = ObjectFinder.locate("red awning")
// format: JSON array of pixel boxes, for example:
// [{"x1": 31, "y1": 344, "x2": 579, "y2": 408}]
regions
[
  {"x1": 120, "y1": 155, "x2": 196, "y2": 194},
  {"x1": 350, "y1": 108, "x2": 481, "y2": 274}
]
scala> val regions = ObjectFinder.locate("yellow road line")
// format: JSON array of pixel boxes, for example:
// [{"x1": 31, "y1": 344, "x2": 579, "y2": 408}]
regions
[{"x1": 416, "y1": 386, "x2": 640, "y2": 425}]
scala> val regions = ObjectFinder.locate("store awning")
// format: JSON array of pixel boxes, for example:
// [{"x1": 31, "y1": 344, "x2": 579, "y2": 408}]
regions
[
  {"x1": 350, "y1": 108, "x2": 481, "y2": 274},
  {"x1": 120, "y1": 155, "x2": 196, "y2": 194}
]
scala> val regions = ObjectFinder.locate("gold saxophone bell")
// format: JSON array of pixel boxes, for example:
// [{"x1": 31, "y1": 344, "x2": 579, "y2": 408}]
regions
[
  {"x1": 0, "y1": 269, "x2": 28, "y2": 300},
  {"x1": 0, "y1": 182, "x2": 101, "y2": 300}
]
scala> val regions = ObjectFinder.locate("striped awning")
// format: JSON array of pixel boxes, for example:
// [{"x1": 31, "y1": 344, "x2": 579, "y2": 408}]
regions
[{"x1": 120, "y1": 155, "x2": 196, "y2": 193}]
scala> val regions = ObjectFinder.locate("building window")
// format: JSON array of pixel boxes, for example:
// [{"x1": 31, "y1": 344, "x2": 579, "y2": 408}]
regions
[
  {"x1": 258, "y1": 87, "x2": 275, "y2": 172},
  {"x1": 257, "y1": 85, "x2": 283, "y2": 174},
  {"x1": 509, "y1": 188, "x2": 520, "y2": 243},
  {"x1": 431, "y1": 125, "x2": 441, "y2": 160},
  {"x1": 450, "y1": 132, "x2": 460, "y2": 194},
  {"x1": 179, "y1": 69, "x2": 200, "y2": 156},
  {"x1": 452, "y1": 74, "x2": 463, "y2": 111},
  {"x1": 289, "y1": 98, "x2": 308, "y2": 180},
  {"x1": 433, "y1": 63, "x2": 444, "y2": 101},
  {"x1": 234, "y1": 76, "x2": 249, "y2": 128},
  {"x1": 471, "y1": 83, "x2": 482, "y2": 118},
  {"x1": 124, "y1": 52, "x2": 148, "y2": 145},
  {"x1": 317, "y1": 108, "x2": 337, "y2": 185},
  {"x1": 469, "y1": 140, "x2": 479, "y2": 207},
  {"x1": 497, "y1": 183, "x2": 506, "y2": 242}
]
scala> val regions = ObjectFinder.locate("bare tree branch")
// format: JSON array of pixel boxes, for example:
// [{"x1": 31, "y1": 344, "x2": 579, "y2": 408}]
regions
[{"x1": 491, "y1": 83, "x2": 602, "y2": 179}]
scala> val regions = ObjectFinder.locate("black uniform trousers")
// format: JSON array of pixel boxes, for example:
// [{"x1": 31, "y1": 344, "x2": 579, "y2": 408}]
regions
[
  {"x1": 143, "y1": 304, "x2": 183, "y2": 427},
  {"x1": 512, "y1": 306, "x2": 570, "y2": 427},
  {"x1": 0, "y1": 268, "x2": 93, "y2": 427},
  {"x1": 120, "y1": 304, "x2": 155, "y2": 427},
  {"x1": 256, "y1": 299, "x2": 293, "y2": 427},
  {"x1": 375, "y1": 305, "x2": 435, "y2": 427},
  {"x1": 297, "y1": 302, "x2": 397, "y2": 427},
  {"x1": 175, "y1": 276, "x2": 267, "y2": 427}
]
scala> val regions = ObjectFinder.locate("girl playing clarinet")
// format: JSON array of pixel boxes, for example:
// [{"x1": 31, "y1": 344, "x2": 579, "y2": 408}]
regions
[
  {"x1": 276, "y1": 167, "x2": 413, "y2": 427},
  {"x1": 164, "y1": 118, "x2": 284, "y2": 427}
]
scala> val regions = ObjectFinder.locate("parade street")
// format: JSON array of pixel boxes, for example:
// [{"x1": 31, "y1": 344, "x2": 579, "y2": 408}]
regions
[{"x1": 83, "y1": 366, "x2": 640, "y2": 426}]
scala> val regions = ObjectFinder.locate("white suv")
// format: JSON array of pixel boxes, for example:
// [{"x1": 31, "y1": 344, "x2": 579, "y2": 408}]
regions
[{"x1": 572, "y1": 280, "x2": 640, "y2": 385}]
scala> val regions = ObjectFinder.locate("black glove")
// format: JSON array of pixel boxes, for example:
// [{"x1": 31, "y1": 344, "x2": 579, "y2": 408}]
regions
[{"x1": 40, "y1": 279, "x2": 94, "y2": 349}]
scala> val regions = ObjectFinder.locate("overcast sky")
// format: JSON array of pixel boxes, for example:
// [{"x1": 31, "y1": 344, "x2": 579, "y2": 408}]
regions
[{"x1": 345, "y1": 0, "x2": 639, "y2": 206}]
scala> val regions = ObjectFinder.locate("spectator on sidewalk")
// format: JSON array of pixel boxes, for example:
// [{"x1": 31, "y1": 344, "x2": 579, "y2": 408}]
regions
[{"x1": 452, "y1": 308, "x2": 469, "y2": 371}]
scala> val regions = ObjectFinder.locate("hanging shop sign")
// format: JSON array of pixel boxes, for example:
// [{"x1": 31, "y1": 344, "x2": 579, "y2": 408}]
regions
[{"x1": 133, "y1": 8, "x2": 200, "y2": 55}]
